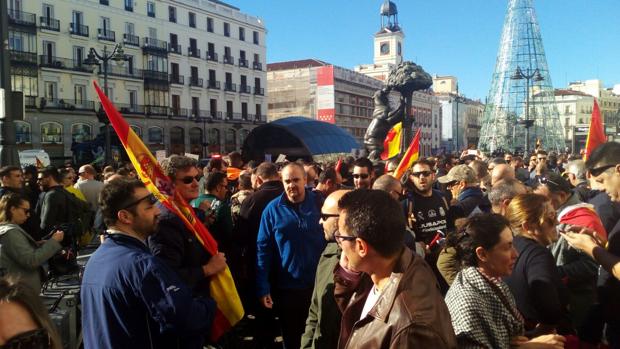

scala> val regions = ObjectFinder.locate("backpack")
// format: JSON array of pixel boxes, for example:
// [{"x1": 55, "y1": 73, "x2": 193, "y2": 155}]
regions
[{"x1": 61, "y1": 188, "x2": 94, "y2": 240}]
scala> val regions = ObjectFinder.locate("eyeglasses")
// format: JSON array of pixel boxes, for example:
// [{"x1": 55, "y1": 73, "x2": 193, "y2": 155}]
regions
[
  {"x1": 352, "y1": 173, "x2": 369, "y2": 179},
  {"x1": 0, "y1": 328, "x2": 51, "y2": 349},
  {"x1": 391, "y1": 190, "x2": 406, "y2": 201},
  {"x1": 589, "y1": 164, "x2": 617, "y2": 177},
  {"x1": 538, "y1": 177, "x2": 561, "y2": 187},
  {"x1": 333, "y1": 232, "x2": 357, "y2": 245},
  {"x1": 320, "y1": 212, "x2": 339, "y2": 221},
  {"x1": 17, "y1": 206, "x2": 30, "y2": 215},
  {"x1": 178, "y1": 175, "x2": 201, "y2": 184},
  {"x1": 120, "y1": 193, "x2": 158, "y2": 210},
  {"x1": 411, "y1": 171, "x2": 432, "y2": 178}
]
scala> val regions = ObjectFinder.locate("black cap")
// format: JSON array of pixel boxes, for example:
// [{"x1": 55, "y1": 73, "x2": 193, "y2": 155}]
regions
[{"x1": 537, "y1": 172, "x2": 572, "y2": 193}]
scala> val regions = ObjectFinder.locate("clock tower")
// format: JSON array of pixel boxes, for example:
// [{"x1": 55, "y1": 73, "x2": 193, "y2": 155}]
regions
[{"x1": 355, "y1": 1, "x2": 405, "y2": 81}]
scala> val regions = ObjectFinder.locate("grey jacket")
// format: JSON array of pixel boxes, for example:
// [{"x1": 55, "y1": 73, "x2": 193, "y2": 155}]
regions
[{"x1": 0, "y1": 223, "x2": 62, "y2": 292}]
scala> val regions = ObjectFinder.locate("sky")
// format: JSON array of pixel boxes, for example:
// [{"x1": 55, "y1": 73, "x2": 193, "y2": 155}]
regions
[{"x1": 234, "y1": 0, "x2": 620, "y2": 101}]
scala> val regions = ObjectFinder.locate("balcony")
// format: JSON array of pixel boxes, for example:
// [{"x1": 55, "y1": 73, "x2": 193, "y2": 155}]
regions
[
  {"x1": 169, "y1": 74, "x2": 184, "y2": 85},
  {"x1": 169, "y1": 108, "x2": 188, "y2": 118},
  {"x1": 8, "y1": 10, "x2": 36, "y2": 27},
  {"x1": 116, "y1": 103, "x2": 144, "y2": 114},
  {"x1": 224, "y1": 82, "x2": 236, "y2": 92},
  {"x1": 70, "y1": 23, "x2": 89, "y2": 37},
  {"x1": 123, "y1": 33, "x2": 140, "y2": 47},
  {"x1": 39, "y1": 17, "x2": 60, "y2": 31},
  {"x1": 100, "y1": 0, "x2": 109, "y2": 5},
  {"x1": 223, "y1": 55, "x2": 235, "y2": 65},
  {"x1": 189, "y1": 77, "x2": 203, "y2": 88},
  {"x1": 145, "y1": 105, "x2": 168, "y2": 117},
  {"x1": 226, "y1": 112, "x2": 243, "y2": 120},
  {"x1": 24, "y1": 96, "x2": 37, "y2": 109},
  {"x1": 254, "y1": 87, "x2": 265, "y2": 96},
  {"x1": 143, "y1": 70, "x2": 169, "y2": 82},
  {"x1": 100, "y1": 65, "x2": 143, "y2": 79},
  {"x1": 39, "y1": 55, "x2": 92, "y2": 73},
  {"x1": 168, "y1": 43, "x2": 182, "y2": 55},
  {"x1": 206, "y1": 51, "x2": 218, "y2": 62},
  {"x1": 253, "y1": 61, "x2": 263, "y2": 71},
  {"x1": 209, "y1": 111, "x2": 223, "y2": 119},
  {"x1": 125, "y1": 4, "x2": 133, "y2": 11},
  {"x1": 239, "y1": 85, "x2": 252, "y2": 94},
  {"x1": 41, "y1": 98, "x2": 95, "y2": 111},
  {"x1": 238, "y1": 59, "x2": 248, "y2": 68},
  {"x1": 207, "y1": 80, "x2": 221, "y2": 90},
  {"x1": 188, "y1": 47, "x2": 201, "y2": 59},
  {"x1": 9, "y1": 50, "x2": 37, "y2": 65},
  {"x1": 98, "y1": 28, "x2": 116, "y2": 42},
  {"x1": 148, "y1": 10, "x2": 155, "y2": 18},
  {"x1": 142, "y1": 37, "x2": 168, "y2": 54}
]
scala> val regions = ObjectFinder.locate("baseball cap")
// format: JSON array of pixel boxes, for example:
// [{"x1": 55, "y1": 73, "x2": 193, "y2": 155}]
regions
[
  {"x1": 536, "y1": 172, "x2": 572, "y2": 193},
  {"x1": 437, "y1": 165, "x2": 477, "y2": 184}
]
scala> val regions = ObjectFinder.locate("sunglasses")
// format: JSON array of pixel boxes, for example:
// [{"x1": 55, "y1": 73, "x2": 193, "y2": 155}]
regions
[
  {"x1": 589, "y1": 164, "x2": 617, "y2": 177},
  {"x1": 178, "y1": 175, "x2": 201, "y2": 184},
  {"x1": 120, "y1": 193, "x2": 158, "y2": 210},
  {"x1": 320, "y1": 212, "x2": 339, "y2": 221},
  {"x1": 538, "y1": 177, "x2": 561, "y2": 187},
  {"x1": 411, "y1": 171, "x2": 432, "y2": 178},
  {"x1": 17, "y1": 206, "x2": 31, "y2": 215},
  {"x1": 333, "y1": 232, "x2": 356, "y2": 244},
  {"x1": 352, "y1": 173, "x2": 369, "y2": 179},
  {"x1": 0, "y1": 328, "x2": 51, "y2": 349}
]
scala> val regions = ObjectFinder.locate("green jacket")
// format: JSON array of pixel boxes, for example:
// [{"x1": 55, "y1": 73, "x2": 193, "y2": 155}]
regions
[
  {"x1": 0, "y1": 223, "x2": 62, "y2": 292},
  {"x1": 301, "y1": 242, "x2": 341, "y2": 349}
]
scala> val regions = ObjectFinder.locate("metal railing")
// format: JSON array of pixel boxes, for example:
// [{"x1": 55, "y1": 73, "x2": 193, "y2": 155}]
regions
[
  {"x1": 97, "y1": 28, "x2": 115, "y2": 42},
  {"x1": 254, "y1": 87, "x2": 265, "y2": 96},
  {"x1": 224, "y1": 82, "x2": 236, "y2": 92},
  {"x1": 207, "y1": 80, "x2": 221, "y2": 89},
  {"x1": 253, "y1": 61, "x2": 263, "y2": 70},
  {"x1": 9, "y1": 50, "x2": 37, "y2": 65},
  {"x1": 8, "y1": 10, "x2": 36, "y2": 26},
  {"x1": 168, "y1": 43, "x2": 182, "y2": 54},
  {"x1": 169, "y1": 74, "x2": 184, "y2": 85},
  {"x1": 238, "y1": 58, "x2": 248, "y2": 68},
  {"x1": 142, "y1": 37, "x2": 168, "y2": 52},
  {"x1": 70, "y1": 23, "x2": 89, "y2": 37},
  {"x1": 188, "y1": 47, "x2": 201, "y2": 58},
  {"x1": 39, "y1": 17, "x2": 60, "y2": 31},
  {"x1": 239, "y1": 85, "x2": 252, "y2": 94},
  {"x1": 100, "y1": 65, "x2": 143, "y2": 79},
  {"x1": 39, "y1": 55, "x2": 92, "y2": 73},
  {"x1": 123, "y1": 33, "x2": 140, "y2": 46},
  {"x1": 223, "y1": 55, "x2": 235, "y2": 65},
  {"x1": 145, "y1": 105, "x2": 168, "y2": 116},
  {"x1": 143, "y1": 70, "x2": 169, "y2": 82},
  {"x1": 206, "y1": 51, "x2": 218, "y2": 62},
  {"x1": 189, "y1": 77, "x2": 203, "y2": 87},
  {"x1": 116, "y1": 103, "x2": 144, "y2": 114}
]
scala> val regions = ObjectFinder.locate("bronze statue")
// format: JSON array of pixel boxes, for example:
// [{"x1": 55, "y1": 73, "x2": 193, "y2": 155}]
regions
[{"x1": 364, "y1": 62, "x2": 433, "y2": 161}]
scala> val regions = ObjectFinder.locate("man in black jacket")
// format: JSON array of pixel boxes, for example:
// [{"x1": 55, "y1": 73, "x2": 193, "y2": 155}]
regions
[
  {"x1": 148, "y1": 155, "x2": 227, "y2": 299},
  {"x1": 36, "y1": 167, "x2": 69, "y2": 235},
  {"x1": 438, "y1": 164, "x2": 491, "y2": 219}
]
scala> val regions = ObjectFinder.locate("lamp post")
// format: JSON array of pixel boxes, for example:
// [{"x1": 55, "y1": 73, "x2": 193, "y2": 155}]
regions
[
  {"x1": 84, "y1": 44, "x2": 128, "y2": 165},
  {"x1": 193, "y1": 115, "x2": 209, "y2": 158},
  {"x1": 0, "y1": 3, "x2": 19, "y2": 166},
  {"x1": 510, "y1": 66, "x2": 544, "y2": 155}
]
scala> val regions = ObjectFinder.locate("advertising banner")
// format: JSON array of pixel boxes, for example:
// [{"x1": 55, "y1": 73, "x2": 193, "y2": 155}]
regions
[{"x1": 316, "y1": 65, "x2": 335, "y2": 124}]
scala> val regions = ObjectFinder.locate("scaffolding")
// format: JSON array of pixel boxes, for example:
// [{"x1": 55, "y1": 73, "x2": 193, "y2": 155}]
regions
[{"x1": 478, "y1": 0, "x2": 564, "y2": 154}]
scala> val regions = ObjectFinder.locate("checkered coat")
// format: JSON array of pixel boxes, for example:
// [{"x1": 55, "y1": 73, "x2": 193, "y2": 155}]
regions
[{"x1": 445, "y1": 267, "x2": 524, "y2": 349}]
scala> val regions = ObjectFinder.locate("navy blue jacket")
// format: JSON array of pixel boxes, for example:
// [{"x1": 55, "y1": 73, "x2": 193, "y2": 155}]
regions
[
  {"x1": 81, "y1": 233, "x2": 215, "y2": 349},
  {"x1": 256, "y1": 189, "x2": 325, "y2": 296}
]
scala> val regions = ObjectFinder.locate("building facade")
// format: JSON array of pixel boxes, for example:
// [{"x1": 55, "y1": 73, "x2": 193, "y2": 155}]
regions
[
  {"x1": 436, "y1": 93, "x2": 484, "y2": 153},
  {"x1": 566, "y1": 80, "x2": 620, "y2": 141},
  {"x1": 7, "y1": 0, "x2": 266, "y2": 164}
]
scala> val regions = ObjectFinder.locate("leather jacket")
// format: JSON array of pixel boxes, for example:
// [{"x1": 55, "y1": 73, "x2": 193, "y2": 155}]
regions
[{"x1": 334, "y1": 248, "x2": 457, "y2": 349}]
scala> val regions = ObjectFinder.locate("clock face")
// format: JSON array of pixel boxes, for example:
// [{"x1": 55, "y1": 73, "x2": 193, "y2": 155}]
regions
[{"x1": 380, "y1": 43, "x2": 390, "y2": 55}]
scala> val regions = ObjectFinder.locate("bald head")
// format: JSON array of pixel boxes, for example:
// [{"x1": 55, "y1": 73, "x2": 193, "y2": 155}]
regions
[
  {"x1": 321, "y1": 189, "x2": 350, "y2": 241},
  {"x1": 491, "y1": 164, "x2": 515, "y2": 186},
  {"x1": 372, "y1": 174, "x2": 403, "y2": 201}
]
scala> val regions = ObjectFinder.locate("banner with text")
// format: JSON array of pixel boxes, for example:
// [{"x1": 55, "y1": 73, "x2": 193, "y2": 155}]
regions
[{"x1": 316, "y1": 65, "x2": 335, "y2": 124}]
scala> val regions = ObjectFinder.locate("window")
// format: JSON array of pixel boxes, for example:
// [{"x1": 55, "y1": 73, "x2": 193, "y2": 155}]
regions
[
  {"x1": 210, "y1": 99, "x2": 217, "y2": 118},
  {"x1": 129, "y1": 90, "x2": 137, "y2": 108},
  {"x1": 72, "y1": 11, "x2": 83, "y2": 27},
  {"x1": 256, "y1": 104, "x2": 262, "y2": 119},
  {"x1": 207, "y1": 17, "x2": 213, "y2": 32},
  {"x1": 148, "y1": 126, "x2": 163, "y2": 144},
  {"x1": 253, "y1": 31, "x2": 259, "y2": 45},
  {"x1": 15, "y1": 121, "x2": 31, "y2": 144},
  {"x1": 124, "y1": 0, "x2": 133, "y2": 11},
  {"x1": 239, "y1": 27, "x2": 245, "y2": 41},
  {"x1": 72, "y1": 123, "x2": 92, "y2": 142},
  {"x1": 226, "y1": 101, "x2": 233, "y2": 119},
  {"x1": 148, "y1": 27, "x2": 157, "y2": 39},
  {"x1": 40, "y1": 122, "x2": 62, "y2": 144},
  {"x1": 223, "y1": 22, "x2": 230, "y2": 37},
  {"x1": 100, "y1": 16, "x2": 110, "y2": 32},
  {"x1": 74, "y1": 84, "x2": 86, "y2": 104},
  {"x1": 170, "y1": 127, "x2": 185, "y2": 154},
  {"x1": 208, "y1": 129, "x2": 220, "y2": 149},
  {"x1": 191, "y1": 97, "x2": 200, "y2": 116},
  {"x1": 42, "y1": 3, "x2": 54, "y2": 19},
  {"x1": 147, "y1": 1, "x2": 155, "y2": 17},
  {"x1": 130, "y1": 125, "x2": 142, "y2": 138},
  {"x1": 73, "y1": 46, "x2": 84, "y2": 66},
  {"x1": 42, "y1": 40, "x2": 55, "y2": 61},
  {"x1": 171, "y1": 94, "x2": 181, "y2": 114},
  {"x1": 168, "y1": 6, "x2": 176, "y2": 23},
  {"x1": 188, "y1": 12, "x2": 196, "y2": 28},
  {"x1": 241, "y1": 102, "x2": 248, "y2": 119},
  {"x1": 191, "y1": 66, "x2": 198, "y2": 80},
  {"x1": 225, "y1": 129, "x2": 236, "y2": 152},
  {"x1": 125, "y1": 22, "x2": 134, "y2": 35},
  {"x1": 44, "y1": 81, "x2": 57, "y2": 100}
]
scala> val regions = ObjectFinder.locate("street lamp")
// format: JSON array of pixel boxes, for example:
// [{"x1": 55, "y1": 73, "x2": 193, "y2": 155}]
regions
[
  {"x1": 510, "y1": 66, "x2": 544, "y2": 155},
  {"x1": 84, "y1": 44, "x2": 128, "y2": 165}
]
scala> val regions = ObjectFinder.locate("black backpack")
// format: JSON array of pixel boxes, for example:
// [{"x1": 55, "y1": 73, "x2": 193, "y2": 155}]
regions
[{"x1": 61, "y1": 188, "x2": 94, "y2": 240}]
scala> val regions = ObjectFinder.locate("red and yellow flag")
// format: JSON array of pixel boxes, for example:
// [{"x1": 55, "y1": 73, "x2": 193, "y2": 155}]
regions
[
  {"x1": 392, "y1": 128, "x2": 421, "y2": 180},
  {"x1": 35, "y1": 156, "x2": 44, "y2": 169},
  {"x1": 380, "y1": 122, "x2": 402, "y2": 160},
  {"x1": 584, "y1": 99, "x2": 606, "y2": 161},
  {"x1": 93, "y1": 81, "x2": 243, "y2": 341}
]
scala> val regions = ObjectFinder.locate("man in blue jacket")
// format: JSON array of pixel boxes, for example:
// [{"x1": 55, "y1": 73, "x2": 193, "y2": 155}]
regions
[
  {"x1": 257, "y1": 162, "x2": 325, "y2": 349},
  {"x1": 81, "y1": 179, "x2": 216, "y2": 349}
]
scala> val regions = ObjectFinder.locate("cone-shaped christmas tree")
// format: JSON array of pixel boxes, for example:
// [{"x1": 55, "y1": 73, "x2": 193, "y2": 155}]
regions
[{"x1": 478, "y1": 0, "x2": 564, "y2": 155}]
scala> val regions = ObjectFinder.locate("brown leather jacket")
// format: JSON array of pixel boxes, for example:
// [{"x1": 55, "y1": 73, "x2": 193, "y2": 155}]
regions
[{"x1": 334, "y1": 248, "x2": 457, "y2": 349}]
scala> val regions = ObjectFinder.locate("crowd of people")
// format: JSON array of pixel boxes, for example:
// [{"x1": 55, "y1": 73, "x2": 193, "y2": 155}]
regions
[{"x1": 0, "y1": 143, "x2": 619, "y2": 349}]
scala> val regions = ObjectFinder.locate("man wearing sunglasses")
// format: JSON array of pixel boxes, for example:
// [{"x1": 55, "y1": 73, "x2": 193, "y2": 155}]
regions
[
  {"x1": 149, "y1": 156, "x2": 227, "y2": 305},
  {"x1": 438, "y1": 164, "x2": 490, "y2": 219},
  {"x1": 82, "y1": 179, "x2": 216, "y2": 349},
  {"x1": 352, "y1": 157, "x2": 375, "y2": 189},
  {"x1": 333, "y1": 189, "x2": 456, "y2": 348},
  {"x1": 257, "y1": 162, "x2": 325, "y2": 349}
]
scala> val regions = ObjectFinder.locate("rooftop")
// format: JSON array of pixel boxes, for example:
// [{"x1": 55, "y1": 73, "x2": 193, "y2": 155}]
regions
[{"x1": 267, "y1": 59, "x2": 329, "y2": 71}]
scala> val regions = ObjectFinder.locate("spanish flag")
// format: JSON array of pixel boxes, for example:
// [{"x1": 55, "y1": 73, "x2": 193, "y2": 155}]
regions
[
  {"x1": 93, "y1": 82, "x2": 243, "y2": 341},
  {"x1": 392, "y1": 128, "x2": 421, "y2": 180},
  {"x1": 380, "y1": 122, "x2": 402, "y2": 160},
  {"x1": 584, "y1": 99, "x2": 606, "y2": 161}
]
